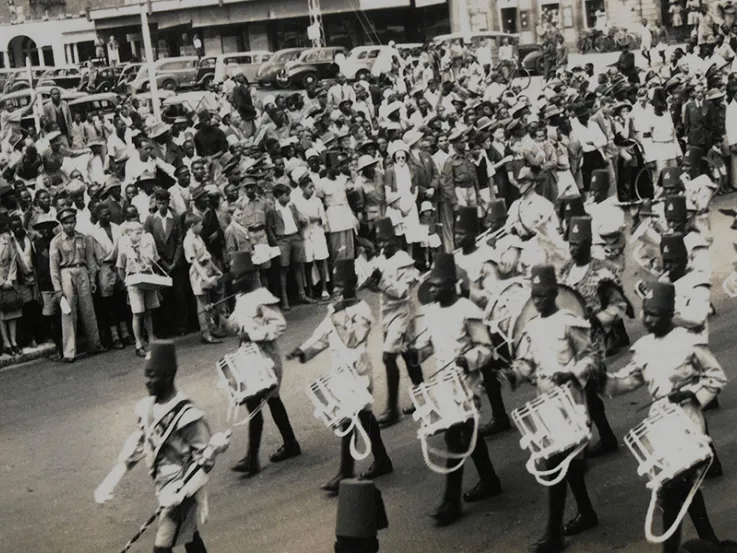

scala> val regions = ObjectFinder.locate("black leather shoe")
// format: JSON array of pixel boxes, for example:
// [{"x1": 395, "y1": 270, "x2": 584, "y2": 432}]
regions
[
  {"x1": 706, "y1": 457, "x2": 723, "y2": 479},
  {"x1": 321, "y1": 473, "x2": 348, "y2": 495},
  {"x1": 585, "y1": 437, "x2": 618, "y2": 458},
  {"x1": 231, "y1": 456, "x2": 260, "y2": 478},
  {"x1": 402, "y1": 405, "x2": 416, "y2": 416},
  {"x1": 480, "y1": 417, "x2": 512, "y2": 438},
  {"x1": 360, "y1": 459, "x2": 393, "y2": 480},
  {"x1": 563, "y1": 512, "x2": 599, "y2": 536},
  {"x1": 433, "y1": 500, "x2": 462, "y2": 527},
  {"x1": 529, "y1": 535, "x2": 565, "y2": 553},
  {"x1": 377, "y1": 409, "x2": 400, "y2": 429},
  {"x1": 270, "y1": 441, "x2": 301, "y2": 463},
  {"x1": 463, "y1": 478, "x2": 502, "y2": 502},
  {"x1": 703, "y1": 397, "x2": 720, "y2": 412}
]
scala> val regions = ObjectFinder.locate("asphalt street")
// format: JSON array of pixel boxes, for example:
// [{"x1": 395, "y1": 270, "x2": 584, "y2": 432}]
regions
[{"x1": 2, "y1": 195, "x2": 737, "y2": 553}]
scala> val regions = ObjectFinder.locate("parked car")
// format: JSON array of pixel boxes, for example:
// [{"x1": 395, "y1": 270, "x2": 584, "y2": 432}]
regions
[
  {"x1": 36, "y1": 67, "x2": 83, "y2": 90},
  {"x1": 213, "y1": 51, "x2": 272, "y2": 84},
  {"x1": 2, "y1": 68, "x2": 47, "y2": 93},
  {"x1": 195, "y1": 56, "x2": 217, "y2": 89},
  {"x1": 277, "y1": 46, "x2": 347, "y2": 89},
  {"x1": 68, "y1": 93, "x2": 121, "y2": 123},
  {"x1": 341, "y1": 45, "x2": 383, "y2": 80},
  {"x1": 256, "y1": 47, "x2": 306, "y2": 88},
  {"x1": 127, "y1": 56, "x2": 202, "y2": 94},
  {"x1": 115, "y1": 63, "x2": 142, "y2": 93},
  {"x1": 0, "y1": 87, "x2": 86, "y2": 131},
  {"x1": 520, "y1": 45, "x2": 545, "y2": 75}
]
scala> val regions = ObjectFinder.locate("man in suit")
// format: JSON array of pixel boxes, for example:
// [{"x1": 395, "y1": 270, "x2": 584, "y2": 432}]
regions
[
  {"x1": 684, "y1": 84, "x2": 718, "y2": 151},
  {"x1": 231, "y1": 73, "x2": 255, "y2": 121},
  {"x1": 42, "y1": 88, "x2": 73, "y2": 144},
  {"x1": 144, "y1": 188, "x2": 188, "y2": 336},
  {"x1": 150, "y1": 122, "x2": 183, "y2": 169},
  {"x1": 615, "y1": 44, "x2": 638, "y2": 84},
  {"x1": 102, "y1": 176, "x2": 126, "y2": 225}
]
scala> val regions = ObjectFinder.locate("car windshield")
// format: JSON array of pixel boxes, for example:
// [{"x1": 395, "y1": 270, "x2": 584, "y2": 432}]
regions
[{"x1": 276, "y1": 51, "x2": 302, "y2": 62}]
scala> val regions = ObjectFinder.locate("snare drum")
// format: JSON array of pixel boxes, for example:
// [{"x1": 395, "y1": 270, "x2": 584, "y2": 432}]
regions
[
  {"x1": 216, "y1": 343, "x2": 279, "y2": 425},
  {"x1": 306, "y1": 364, "x2": 373, "y2": 460},
  {"x1": 624, "y1": 400, "x2": 714, "y2": 544},
  {"x1": 410, "y1": 366, "x2": 480, "y2": 474},
  {"x1": 511, "y1": 384, "x2": 591, "y2": 486}
]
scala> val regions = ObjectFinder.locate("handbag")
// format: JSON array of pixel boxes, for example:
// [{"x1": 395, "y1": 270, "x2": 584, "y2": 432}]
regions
[{"x1": 0, "y1": 286, "x2": 22, "y2": 312}]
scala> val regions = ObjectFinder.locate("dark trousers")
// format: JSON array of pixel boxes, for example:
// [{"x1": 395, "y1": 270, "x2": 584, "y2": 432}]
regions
[
  {"x1": 244, "y1": 395, "x2": 297, "y2": 459},
  {"x1": 442, "y1": 420, "x2": 499, "y2": 504},
  {"x1": 19, "y1": 299, "x2": 43, "y2": 346},
  {"x1": 542, "y1": 456, "x2": 594, "y2": 540},
  {"x1": 481, "y1": 361, "x2": 509, "y2": 423},
  {"x1": 155, "y1": 268, "x2": 190, "y2": 336},
  {"x1": 661, "y1": 471, "x2": 718, "y2": 553},
  {"x1": 581, "y1": 150, "x2": 607, "y2": 193},
  {"x1": 382, "y1": 350, "x2": 424, "y2": 412},
  {"x1": 585, "y1": 380, "x2": 616, "y2": 442},
  {"x1": 153, "y1": 531, "x2": 207, "y2": 553},
  {"x1": 337, "y1": 410, "x2": 391, "y2": 477}
]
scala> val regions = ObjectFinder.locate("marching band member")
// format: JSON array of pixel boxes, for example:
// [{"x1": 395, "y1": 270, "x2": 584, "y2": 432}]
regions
[
  {"x1": 366, "y1": 217, "x2": 424, "y2": 427},
  {"x1": 659, "y1": 194, "x2": 712, "y2": 280},
  {"x1": 287, "y1": 259, "x2": 393, "y2": 494},
  {"x1": 505, "y1": 265, "x2": 599, "y2": 553},
  {"x1": 94, "y1": 341, "x2": 229, "y2": 553},
  {"x1": 659, "y1": 234, "x2": 712, "y2": 344},
  {"x1": 505, "y1": 168, "x2": 568, "y2": 275},
  {"x1": 584, "y1": 169, "x2": 627, "y2": 274},
  {"x1": 224, "y1": 252, "x2": 302, "y2": 477},
  {"x1": 485, "y1": 198, "x2": 525, "y2": 280},
  {"x1": 559, "y1": 216, "x2": 631, "y2": 457},
  {"x1": 600, "y1": 281, "x2": 724, "y2": 553},
  {"x1": 417, "y1": 253, "x2": 503, "y2": 526},
  {"x1": 452, "y1": 206, "x2": 512, "y2": 436}
]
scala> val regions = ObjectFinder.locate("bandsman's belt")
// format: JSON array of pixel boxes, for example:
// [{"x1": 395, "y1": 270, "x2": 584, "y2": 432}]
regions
[{"x1": 61, "y1": 263, "x2": 86, "y2": 269}]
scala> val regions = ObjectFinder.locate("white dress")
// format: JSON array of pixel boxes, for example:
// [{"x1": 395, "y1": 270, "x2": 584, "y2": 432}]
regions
[
  {"x1": 300, "y1": 195, "x2": 329, "y2": 262},
  {"x1": 390, "y1": 162, "x2": 422, "y2": 244}
]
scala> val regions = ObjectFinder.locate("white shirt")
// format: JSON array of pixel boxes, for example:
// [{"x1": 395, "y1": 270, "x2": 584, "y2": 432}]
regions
[
  {"x1": 124, "y1": 155, "x2": 175, "y2": 186},
  {"x1": 433, "y1": 149, "x2": 450, "y2": 172},
  {"x1": 571, "y1": 118, "x2": 607, "y2": 153},
  {"x1": 90, "y1": 222, "x2": 121, "y2": 262},
  {"x1": 154, "y1": 209, "x2": 175, "y2": 236},
  {"x1": 168, "y1": 183, "x2": 191, "y2": 217},
  {"x1": 275, "y1": 202, "x2": 298, "y2": 235},
  {"x1": 132, "y1": 191, "x2": 153, "y2": 223}
]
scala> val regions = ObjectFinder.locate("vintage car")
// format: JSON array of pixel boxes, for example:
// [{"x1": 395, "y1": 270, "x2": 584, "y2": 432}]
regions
[
  {"x1": 68, "y1": 93, "x2": 121, "y2": 123},
  {"x1": 256, "y1": 47, "x2": 306, "y2": 88},
  {"x1": 127, "y1": 56, "x2": 212, "y2": 94},
  {"x1": 276, "y1": 46, "x2": 347, "y2": 89},
  {"x1": 213, "y1": 51, "x2": 272, "y2": 84}
]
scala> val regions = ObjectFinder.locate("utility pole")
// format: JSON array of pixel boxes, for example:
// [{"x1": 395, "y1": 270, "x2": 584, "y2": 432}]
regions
[
  {"x1": 140, "y1": 1, "x2": 161, "y2": 122},
  {"x1": 307, "y1": 0, "x2": 325, "y2": 47}
]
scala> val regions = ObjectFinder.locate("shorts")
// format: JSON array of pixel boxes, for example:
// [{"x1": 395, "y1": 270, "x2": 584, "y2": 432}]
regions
[
  {"x1": 41, "y1": 291, "x2": 59, "y2": 316},
  {"x1": 278, "y1": 234, "x2": 306, "y2": 267},
  {"x1": 127, "y1": 286, "x2": 161, "y2": 315}
]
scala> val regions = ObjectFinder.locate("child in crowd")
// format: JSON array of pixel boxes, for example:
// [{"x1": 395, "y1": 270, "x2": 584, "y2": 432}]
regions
[
  {"x1": 297, "y1": 169, "x2": 330, "y2": 300},
  {"x1": 116, "y1": 220, "x2": 160, "y2": 357},
  {"x1": 183, "y1": 212, "x2": 223, "y2": 344}
]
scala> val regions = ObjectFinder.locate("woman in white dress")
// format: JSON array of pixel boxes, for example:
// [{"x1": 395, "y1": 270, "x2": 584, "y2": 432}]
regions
[
  {"x1": 383, "y1": 140, "x2": 422, "y2": 256},
  {"x1": 648, "y1": 91, "x2": 682, "y2": 190}
]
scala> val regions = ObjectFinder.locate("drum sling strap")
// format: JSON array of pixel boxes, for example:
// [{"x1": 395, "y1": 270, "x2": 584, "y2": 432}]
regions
[{"x1": 145, "y1": 399, "x2": 193, "y2": 479}]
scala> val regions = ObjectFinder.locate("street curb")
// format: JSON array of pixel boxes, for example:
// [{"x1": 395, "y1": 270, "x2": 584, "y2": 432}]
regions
[{"x1": 0, "y1": 343, "x2": 56, "y2": 370}]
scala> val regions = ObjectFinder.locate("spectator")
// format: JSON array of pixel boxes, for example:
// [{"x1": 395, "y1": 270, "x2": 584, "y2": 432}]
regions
[
  {"x1": 42, "y1": 88, "x2": 73, "y2": 144},
  {"x1": 9, "y1": 214, "x2": 41, "y2": 348},
  {"x1": 193, "y1": 110, "x2": 228, "y2": 157},
  {"x1": 31, "y1": 215, "x2": 61, "y2": 359}
]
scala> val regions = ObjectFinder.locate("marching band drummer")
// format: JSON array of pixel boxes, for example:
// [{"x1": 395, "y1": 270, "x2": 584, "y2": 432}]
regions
[
  {"x1": 583, "y1": 170, "x2": 627, "y2": 275},
  {"x1": 415, "y1": 252, "x2": 503, "y2": 527},
  {"x1": 504, "y1": 265, "x2": 599, "y2": 553},
  {"x1": 365, "y1": 217, "x2": 425, "y2": 428},
  {"x1": 94, "y1": 341, "x2": 228, "y2": 553},
  {"x1": 659, "y1": 234, "x2": 712, "y2": 344},
  {"x1": 485, "y1": 199, "x2": 525, "y2": 280},
  {"x1": 559, "y1": 216, "x2": 632, "y2": 457},
  {"x1": 660, "y1": 195, "x2": 712, "y2": 281},
  {"x1": 287, "y1": 259, "x2": 394, "y2": 494},
  {"x1": 598, "y1": 281, "x2": 724, "y2": 553},
  {"x1": 452, "y1": 205, "x2": 513, "y2": 437},
  {"x1": 222, "y1": 252, "x2": 302, "y2": 478},
  {"x1": 504, "y1": 168, "x2": 568, "y2": 276}
]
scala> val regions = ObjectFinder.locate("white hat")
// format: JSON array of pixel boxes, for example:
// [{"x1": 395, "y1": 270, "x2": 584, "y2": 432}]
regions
[
  {"x1": 263, "y1": 95, "x2": 275, "y2": 106},
  {"x1": 420, "y1": 201, "x2": 435, "y2": 213},
  {"x1": 388, "y1": 140, "x2": 409, "y2": 158},
  {"x1": 291, "y1": 165, "x2": 309, "y2": 182},
  {"x1": 356, "y1": 154, "x2": 379, "y2": 172},
  {"x1": 305, "y1": 148, "x2": 320, "y2": 160},
  {"x1": 402, "y1": 129, "x2": 423, "y2": 147},
  {"x1": 219, "y1": 104, "x2": 233, "y2": 119},
  {"x1": 46, "y1": 130, "x2": 62, "y2": 142},
  {"x1": 330, "y1": 110, "x2": 343, "y2": 122},
  {"x1": 596, "y1": 206, "x2": 626, "y2": 237}
]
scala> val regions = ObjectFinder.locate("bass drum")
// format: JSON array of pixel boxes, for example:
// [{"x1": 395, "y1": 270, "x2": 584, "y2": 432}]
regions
[
  {"x1": 482, "y1": 277, "x2": 531, "y2": 365},
  {"x1": 511, "y1": 284, "x2": 588, "y2": 359}
]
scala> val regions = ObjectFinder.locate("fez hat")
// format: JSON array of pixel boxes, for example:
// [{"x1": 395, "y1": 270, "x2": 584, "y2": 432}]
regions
[
  {"x1": 230, "y1": 251, "x2": 261, "y2": 293},
  {"x1": 429, "y1": 253, "x2": 457, "y2": 284},
  {"x1": 333, "y1": 259, "x2": 357, "y2": 286},
  {"x1": 145, "y1": 340, "x2": 178, "y2": 375},
  {"x1": 562, "y1": 195, "x2": 586, "y2": 219},
  {"x1": 335, "y1": 479, "x2": 388, "y2": 540},
  {"x1": 455, "y1": 206, "x2": 479, "y2": 236},
  {"x1": 487, "y1": 199, "x2": 507, "y2": 221},
  {"x1": 590, "y1": 169, "x2": 610, "y2": 193},
  {"x1": 374, "y1": 217, "x2": 396, "y2": 242},
  {"x1": 660, "y1": 167, "x2": 684, "y2": 190},
  {"x1": 643, "y1": 281, "x2": 676, "y2": 312},
  {"x1": 660, "y1": 232, "x2": 688, "y2": 261},
  {"x1": 664, "y1": 195, "x2": 688, "y2": 222},
  {"x1": 568, "y1": 216, "x2": 593, "y2": 243},
  {"x1": 530, "y1": 264, "x2": 557, "y2": 292},
  {"x1": 682, "y1": 146, "x2": 703, "y2": 167}
]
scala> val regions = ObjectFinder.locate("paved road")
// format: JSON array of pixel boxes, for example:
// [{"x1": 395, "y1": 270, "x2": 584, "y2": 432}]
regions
[{"x1": 3, "y1": 197, "x2": 737, "y2": 553}]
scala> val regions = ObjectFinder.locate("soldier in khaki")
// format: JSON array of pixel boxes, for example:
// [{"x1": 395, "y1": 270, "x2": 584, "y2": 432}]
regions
[
  {"x1": 439, "y1": 128, "x2": 479, "y2": 251},
  {"x1": 49, "y1": 207, "x2": 106, "y2": 362}
]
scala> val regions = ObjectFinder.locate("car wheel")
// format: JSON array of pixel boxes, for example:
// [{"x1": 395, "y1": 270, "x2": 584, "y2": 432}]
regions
[
  {"x1": 162, "y1": 79, "x2": 177, "y2": 91},
  {"x1": 356, "y1": 69, "x2": 369, "y2": 81},
  {"x1": 275, "y1": 73, "x2": 291, "y2": 90},
  {"x1": 201, "y1": 75, "x2": 213, "y2": 90},
  {"x1": 100, "y1": 82, "x2": 111, "y2": 93},
  {"x1": 301, "y1": 72, "x2": 318, "y2": 89},
  {"x1": 534, "y1": 56, "x2": 544, "y2": 75}
]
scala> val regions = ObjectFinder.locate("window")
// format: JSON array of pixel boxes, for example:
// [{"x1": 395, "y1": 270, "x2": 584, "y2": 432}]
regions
[
  {"x1": 199, "y1": 57, "x2": 216, "y2": 68},
  {"x1": 319, "y1": 49, "x2": 337, "y2": 61},
  {"x1": 232, "y1": 55, "x2": 252, "y2": 64},
  {"x1": 301, "y1": 51, "x2": 319, "y2": 63},
  {"x1": 367, "y1": 49, "x2": 380, "y2": 59}
]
